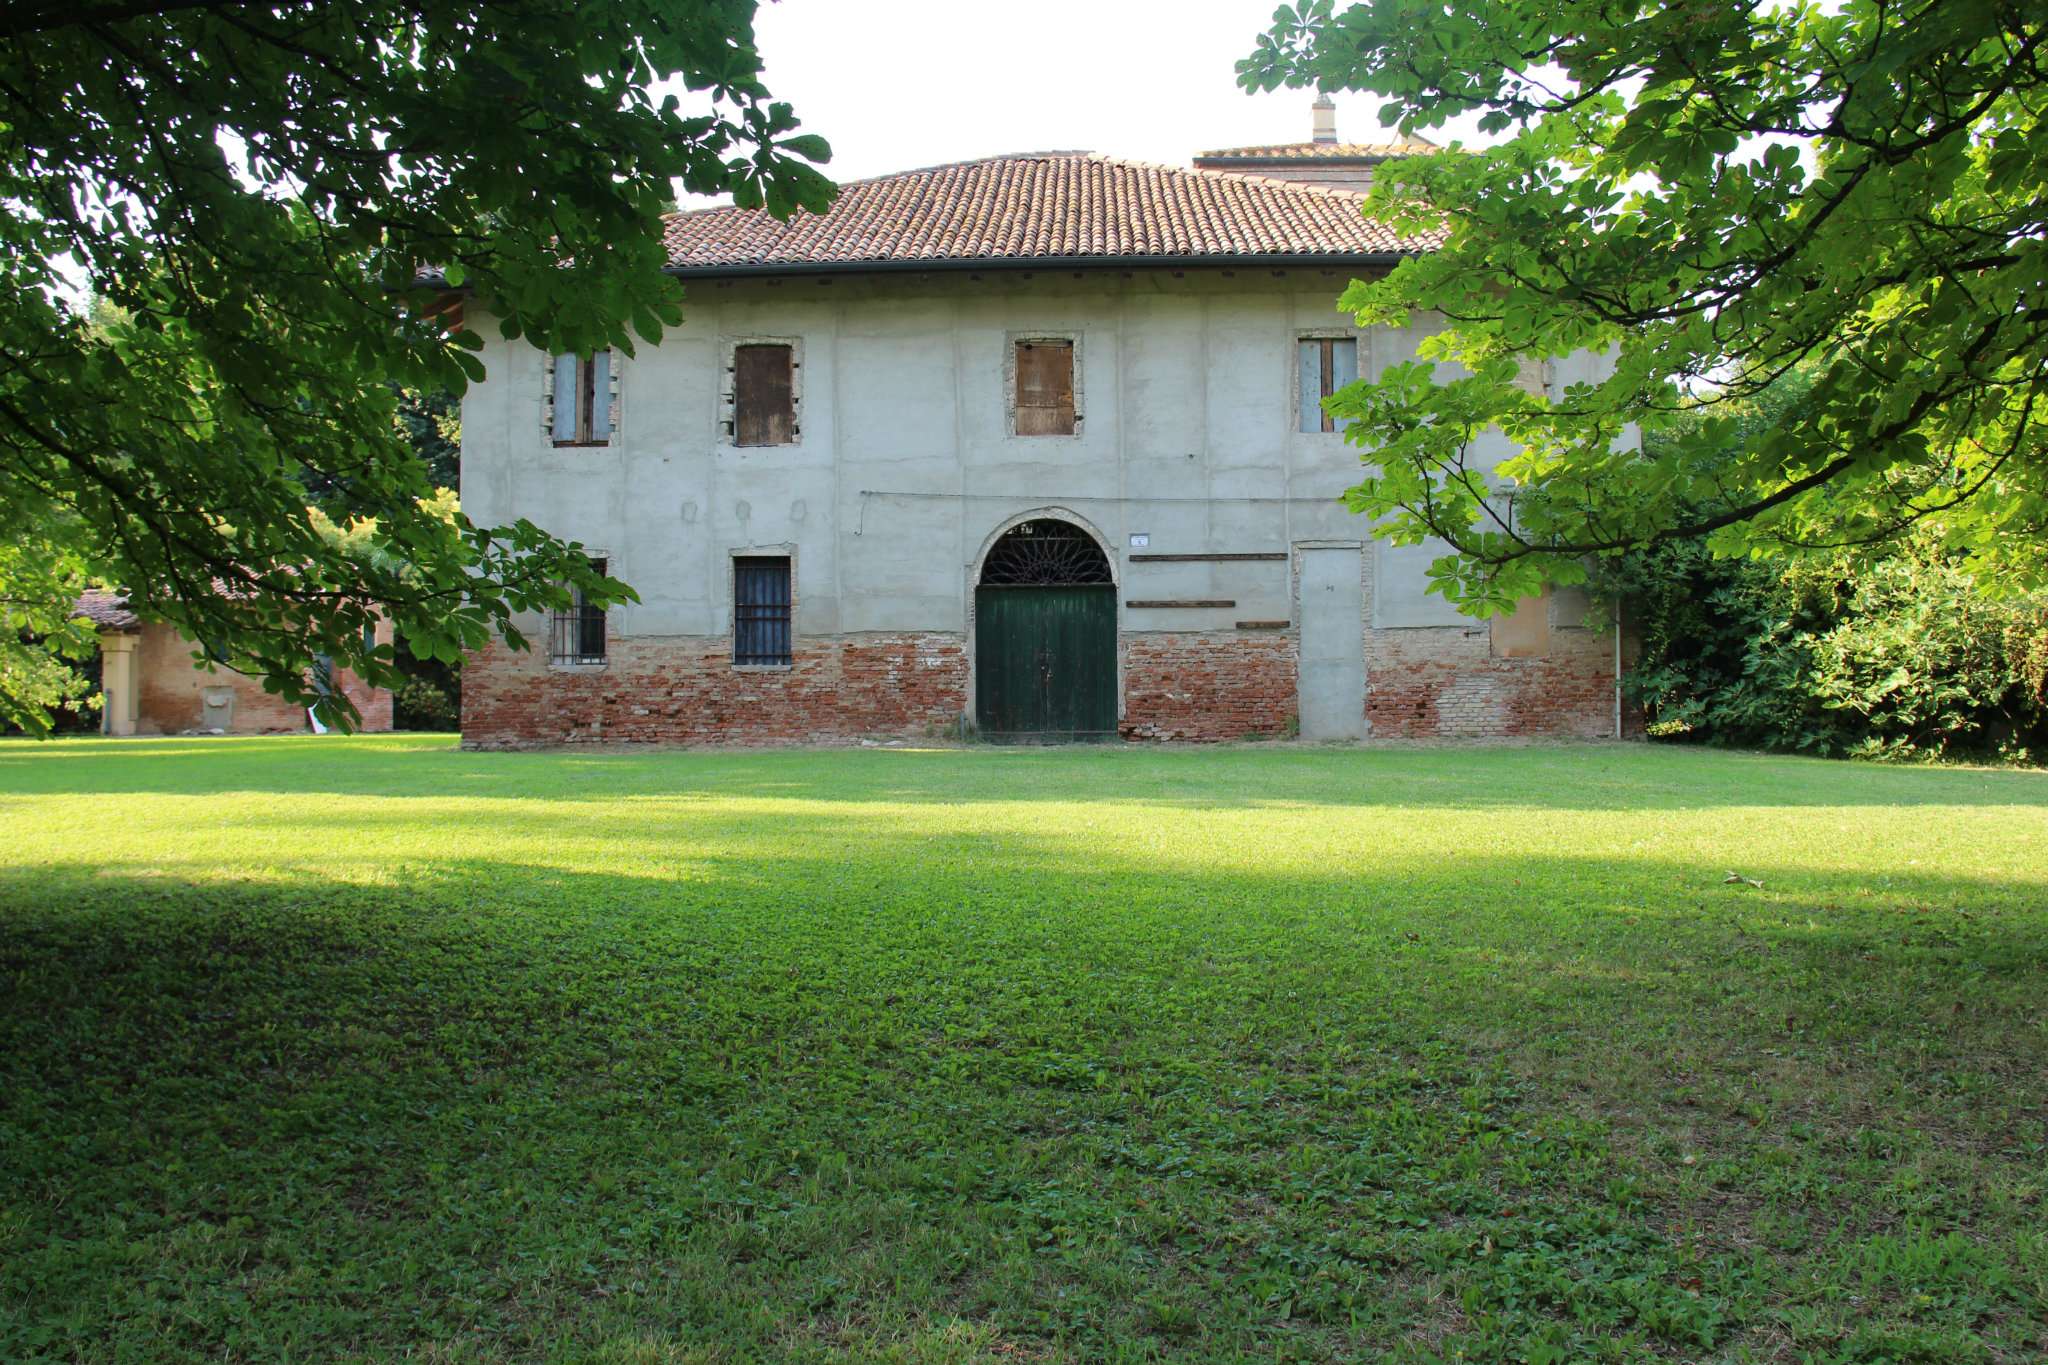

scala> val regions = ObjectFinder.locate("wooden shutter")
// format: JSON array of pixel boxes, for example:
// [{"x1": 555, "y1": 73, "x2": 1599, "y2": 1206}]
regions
[
  {"x1": 1299, "y1": 338, "x2": 1360, "y2": 433},
  {"x1": 1014, "y1": 340, "x2": 1075, "y2": 435},
  {"x1": 550, "y1": 354, "x2": 579, "y2": 443},
  {"x1": 588, "y1": 351, "x2": 612, "y2": 441},
  {"x1": 1297, "y1": 340, "x2": 1324, "y2": 433},
  {"x1": 733, "y1": 344, "x2": 794, "y2": 446},
  {"x1": 1328, "y1": 338, "x2": 1357, "y2": 433}
]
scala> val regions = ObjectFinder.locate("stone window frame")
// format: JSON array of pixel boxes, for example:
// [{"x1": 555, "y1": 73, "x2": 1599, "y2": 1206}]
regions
[
  {"x1": 726, "y1": 542, "x2": 798, "y2": 672},
  {"x1": 548, "y1": 547, "x2": 614, "y2": 672},
  {"x1": 1294, "y1": 328, "x2": 1364, "y2": 436},
  {"x1": 718, "y1": 336, "x2": 804, "y2": 448},
  {"x1": 1003, "y1": 331, "x2": 1084, "y2": 438}
]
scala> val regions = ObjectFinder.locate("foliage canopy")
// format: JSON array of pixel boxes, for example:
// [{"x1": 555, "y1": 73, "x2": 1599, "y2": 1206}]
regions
[
  {"x1": 1591, "y1": 366, "x2": 2048, "y2": 760},
  {"x1": 1, "y1": 0, "x2": 831, "y2": 731},
  {"x1": 1244, "y1": 0, "x2": 2046, "y2": 613}
]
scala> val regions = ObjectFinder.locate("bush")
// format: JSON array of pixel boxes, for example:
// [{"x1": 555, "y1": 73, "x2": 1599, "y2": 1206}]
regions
[
  {"x1": 1598, "y1": 537, "x2": 2048, "y2": 761},
  {"x1": 390, "y1": 638, "x2": 460, "y2": 731}
]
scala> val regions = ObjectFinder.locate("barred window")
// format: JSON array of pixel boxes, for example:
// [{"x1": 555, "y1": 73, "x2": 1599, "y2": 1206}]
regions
[
  {"x1": 550, "y1": 558, "x2": 608, "y2": 665},
  {"x1": 733, "y1": 557, "x2": 791, "y2": 666}
]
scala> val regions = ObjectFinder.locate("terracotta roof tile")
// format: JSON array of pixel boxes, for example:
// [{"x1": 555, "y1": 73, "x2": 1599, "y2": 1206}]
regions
[
  {"x1": 662, "y1": 152, "x2": 1442, "y2": 273},
  {"x1": 1193, "y1": 138, "x2": 1439, "y2": 163},
  {"x1": 75, "y1": 590, "x2": 139, "y2": 632}
]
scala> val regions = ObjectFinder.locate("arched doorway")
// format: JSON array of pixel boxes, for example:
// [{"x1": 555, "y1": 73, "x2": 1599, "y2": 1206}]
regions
[{"x1": 975, "y1": 518, "x2": 1117, "y2": 741}]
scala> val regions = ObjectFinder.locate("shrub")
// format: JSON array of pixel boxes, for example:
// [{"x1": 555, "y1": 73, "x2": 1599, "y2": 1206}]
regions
[
  {"x1": 1599, "y1": 537, "x2": 2048, "y2": 761},
  {"x1": 390, "y1": 637, "x2": 460, "y2": 732}
]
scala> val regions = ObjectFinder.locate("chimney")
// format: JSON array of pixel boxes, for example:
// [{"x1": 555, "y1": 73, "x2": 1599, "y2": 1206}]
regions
[{"x1": 1312, "y1": 93, "x2": 1338, "y2": 144}]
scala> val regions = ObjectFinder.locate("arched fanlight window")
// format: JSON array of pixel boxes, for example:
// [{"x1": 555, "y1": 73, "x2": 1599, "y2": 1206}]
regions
[{"x1": 979, "y1": 520, "x2": 1112, "y2": 587}]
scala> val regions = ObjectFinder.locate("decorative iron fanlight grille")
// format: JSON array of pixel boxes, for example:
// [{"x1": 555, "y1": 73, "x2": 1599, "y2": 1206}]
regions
[{"x1": 979, "y1": 520, "x2": 1112, "y2": 586}]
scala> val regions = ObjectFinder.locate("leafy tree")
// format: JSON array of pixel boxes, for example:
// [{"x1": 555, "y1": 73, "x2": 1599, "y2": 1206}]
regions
[
  {"x1": 395, "y1": 388, "x2": 463, "y2": 494},
  {"x1": 1244, "y1": 0, "x2": 2046, "y2": 614},
  {"x1": 383, "y1": 387, "x2": 464, "y2": 731},
  {"x1": 0, "y1": 541, "x2": 100, "y2": 734},
  {"x1": 1593, "y1": 370, "x2": 2048, "y2": 758},
  {"x1": 2, "y1": 0, "x2": 832, "y2": 732}
]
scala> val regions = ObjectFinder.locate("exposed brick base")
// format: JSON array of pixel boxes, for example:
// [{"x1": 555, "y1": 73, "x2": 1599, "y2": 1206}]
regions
[
  {"x1": 462, "y1": 625, "x2": 1631, "y2": 748},
  {"x1": 1121, "y1": 630, "x2": 1298, "y2": 741},
  {"x1": 462, "y1": 633, "x2": 968, "y2": 748},
  {"x1": 1366, "y1": 626, "x2": 1629, "y2": 739}
]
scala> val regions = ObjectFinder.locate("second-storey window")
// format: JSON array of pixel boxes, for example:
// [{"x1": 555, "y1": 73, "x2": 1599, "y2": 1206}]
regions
[
  {"x1": 1014, "y1": 339, "x2": 1076, "y2": 435},
  {"x1": 1297, "y1": 337, "x2": 1358, "y2": 433},
  {"x1": 549, "y1": 352, "x2": 614, "y2": 446},
  {"x1": 733, "y1": 343, "x2": 797, "y2": 446}
]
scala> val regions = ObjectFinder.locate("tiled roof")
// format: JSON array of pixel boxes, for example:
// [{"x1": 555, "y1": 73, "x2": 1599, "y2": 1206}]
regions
[
  {"x1": 75, "y1": 590, "x2": 139, "y2": 632},
  {"x1": 1193, "y1": 138, "x2": 1440, "y2": 163},
  {"x1": 662, "y1": 152, "x2": 1441, "y2": 273}
]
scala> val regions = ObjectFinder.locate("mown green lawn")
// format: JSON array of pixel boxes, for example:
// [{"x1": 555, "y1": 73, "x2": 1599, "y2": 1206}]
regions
[{"x1": 1, "y1": 736, "x2": 2044, "y2": 1363}]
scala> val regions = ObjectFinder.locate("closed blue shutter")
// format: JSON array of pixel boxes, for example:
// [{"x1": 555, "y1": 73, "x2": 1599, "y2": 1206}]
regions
[
  {"x1": 588, "y1": 351, "x2": 611, "y2": 440},
  {"x1": 1331, "y1": 337, "x2": 1358, "y2": 388},
  {"x1": 1297, "y1": 341, "x2": 1323, "y2": 433},
  {"x1": 1330, "y1": 338, "x2": 1358, "y2": 431},
  {"x1": 551, "y1": 354, "x2": 579, "y2": 442}
]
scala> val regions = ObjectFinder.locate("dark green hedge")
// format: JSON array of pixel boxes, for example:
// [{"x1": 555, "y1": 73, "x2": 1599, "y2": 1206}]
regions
[{"x1": 1597, "y1": 538, "x2": 2048, "y2": 761}]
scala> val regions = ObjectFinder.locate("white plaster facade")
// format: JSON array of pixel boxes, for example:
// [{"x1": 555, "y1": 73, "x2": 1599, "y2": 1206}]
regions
[
  {"x1": 461, "y1": 270, "x2": 1489, "y2": 636},
  {"x1": 459, "y1": 266, "x2": 1624, "y2": 744}
]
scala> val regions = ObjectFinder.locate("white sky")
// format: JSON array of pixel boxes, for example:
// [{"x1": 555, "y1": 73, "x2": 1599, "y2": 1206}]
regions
[{"x1": 717, "y1": 0, "x2": 1475, "y2": 193}]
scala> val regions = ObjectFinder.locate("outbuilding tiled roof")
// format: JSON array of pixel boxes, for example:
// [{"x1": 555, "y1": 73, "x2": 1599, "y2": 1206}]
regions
[
  {"x1": 75, "y1": 590, "x2": 139, "y2": 632},
  {"x1": 662, "y1": 152, "x2": 1441, "y2": 273},
  {"x1": 1193, "y1": 137, "x2": 1439, "y2": 163}
]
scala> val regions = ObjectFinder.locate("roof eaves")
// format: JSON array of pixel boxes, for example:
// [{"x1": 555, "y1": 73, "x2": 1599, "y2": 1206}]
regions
[{"x1": 663, "y1": 250, "x2": 1417, "y2": 281}]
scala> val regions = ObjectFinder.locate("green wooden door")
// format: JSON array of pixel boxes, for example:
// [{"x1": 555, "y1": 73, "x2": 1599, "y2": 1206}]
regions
[{"x1": 975, "y1": 585, "x2": 1117, "y2": 741}]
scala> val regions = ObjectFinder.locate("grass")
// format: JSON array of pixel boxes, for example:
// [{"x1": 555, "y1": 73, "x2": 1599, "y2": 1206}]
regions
[{"x1": 0, "y1": 735, "x2": 2044, "y2": 1363}]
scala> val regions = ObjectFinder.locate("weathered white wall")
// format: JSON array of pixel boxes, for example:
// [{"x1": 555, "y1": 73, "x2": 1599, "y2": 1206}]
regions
[{"x1": 460, "y1": 268, "x2": 1498, "y2": 642}]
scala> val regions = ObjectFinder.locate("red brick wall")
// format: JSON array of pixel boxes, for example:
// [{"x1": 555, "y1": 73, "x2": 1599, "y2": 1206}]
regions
[
  {"x1": 1121, "y1": 630, "x2": 1298, "y2": 742},
  {"x1": 460, "y1": 624, "x2": 1630, "y2": 747},
  {"x1": 462, "y1": 633, "x2": 968, "y2": 748},
  {"x1": 132, "y1": 623, "x2": 393, "y2": 735},
  {"x1": 1365, "y1": 625, "x2": 1629, "y2": 740}
]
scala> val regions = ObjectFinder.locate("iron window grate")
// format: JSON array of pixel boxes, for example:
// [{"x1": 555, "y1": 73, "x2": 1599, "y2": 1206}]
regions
[
  {"x1": 734, "y1": 557, "x2": 792, "y2": 666},
  {"x1": 550, "y1": 558, "x2": 608, "y2": 664},
  {"x1": 979, "y1": 520, "x2": 1112, "y2": 586}
]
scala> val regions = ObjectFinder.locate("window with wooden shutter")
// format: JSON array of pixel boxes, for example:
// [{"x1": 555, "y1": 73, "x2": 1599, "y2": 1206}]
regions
[
  {"x1": 732, "y1": 344, "x2": 795, "y2": 446},
  {"x1": 733, "y1": 557, "x2": 792, "y2": 666},
  {"x1": 1014, "y1": 339, "x2": 1075, "y2": 436},
  {"x1": 548, "y1": 352, "x2": 614, "y2": 446},
  {"x1": 1297, "y1": 336, "x2": 1358, "y2": 433}
]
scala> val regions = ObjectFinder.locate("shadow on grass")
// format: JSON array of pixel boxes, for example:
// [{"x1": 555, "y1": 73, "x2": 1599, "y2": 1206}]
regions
[{"x1": 3, "y1": 822, "x2": 2045, "y2": 1361}]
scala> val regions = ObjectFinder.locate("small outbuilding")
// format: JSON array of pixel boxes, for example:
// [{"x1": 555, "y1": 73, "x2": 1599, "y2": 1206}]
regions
[{"x1": 76, "y1": 590, "x2": 393, "y2": 736}]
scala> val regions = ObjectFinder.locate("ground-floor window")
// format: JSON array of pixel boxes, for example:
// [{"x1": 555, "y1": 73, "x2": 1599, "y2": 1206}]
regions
[
  {"x1": 734, "y1": 556, "x2": 792, "y2": 666},
  {"x1": 550, "y1": 558, "x2": 608, "y2": 665}
]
